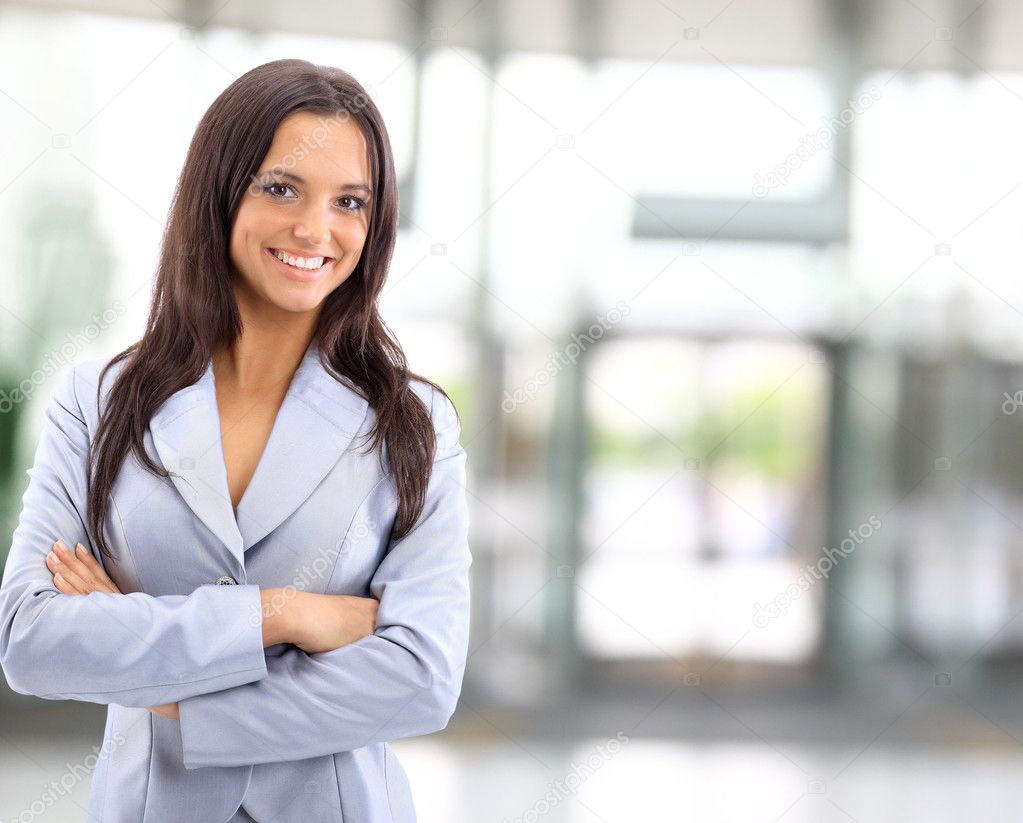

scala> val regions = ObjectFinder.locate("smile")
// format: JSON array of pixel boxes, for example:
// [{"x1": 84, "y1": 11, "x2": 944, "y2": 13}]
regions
[{"x1": 265, "y1": 248, "x2": 335, "y2": 281}]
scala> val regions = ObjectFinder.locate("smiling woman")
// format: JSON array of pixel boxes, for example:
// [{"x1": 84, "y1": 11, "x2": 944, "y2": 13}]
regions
[{"x1": 0, "y1": 59, "x2": 471, "y2": 823}]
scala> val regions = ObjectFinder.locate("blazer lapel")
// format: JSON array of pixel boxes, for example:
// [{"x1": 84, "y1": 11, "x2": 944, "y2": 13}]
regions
[
  {"x1": 234, "y1": 343, "x2": 370, "y2": 551},
  {"x1": 148, "y1": 340, "x2": 371, "y2": 564},
  {"x1": 149, "y1": 364, "x2": 242, "y2": 561}
]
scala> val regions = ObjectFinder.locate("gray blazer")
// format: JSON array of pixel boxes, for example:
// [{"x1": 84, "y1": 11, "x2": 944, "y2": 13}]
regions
[{"x1": 0, "y1": 339, "x2": 472, "y2": 822}]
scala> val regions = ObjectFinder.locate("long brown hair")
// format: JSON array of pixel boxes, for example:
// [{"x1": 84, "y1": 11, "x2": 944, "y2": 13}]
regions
[{"x1": 86, "y1": 59, "x2": 449, "y2": 561}]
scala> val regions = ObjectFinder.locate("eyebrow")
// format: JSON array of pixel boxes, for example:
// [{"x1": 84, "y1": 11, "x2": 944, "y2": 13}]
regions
[{"x1": 259, "y1": 170, "x2": 373, "y2": 196}]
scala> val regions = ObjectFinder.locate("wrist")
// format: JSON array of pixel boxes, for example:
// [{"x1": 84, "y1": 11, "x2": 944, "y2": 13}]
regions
[{"x1": 260, "y1": 587, "x2": 299, "y2": 647}]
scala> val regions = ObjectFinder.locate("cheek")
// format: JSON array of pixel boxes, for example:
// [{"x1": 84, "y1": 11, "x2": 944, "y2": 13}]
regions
[
  {"x1": 229, "y1": 231, "x2": 247, "y2": 266},
  {"x1": 230, "y1": 210, "x2": 284, "y2": 274},
  {"x1": 339, "y1": 221, "x2": 370, "y2": 255},
  {"x1": 233, "y1": 202, "x2": 282, "y2": 245},
  {"x1": 228, "y1": 209, "x2": 258, "y2": 263}
]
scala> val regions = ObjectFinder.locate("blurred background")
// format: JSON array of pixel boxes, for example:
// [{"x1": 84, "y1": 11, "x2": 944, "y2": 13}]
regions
[{"x1": 2, "y1": 0, "x2": 1023, "y2": 820}]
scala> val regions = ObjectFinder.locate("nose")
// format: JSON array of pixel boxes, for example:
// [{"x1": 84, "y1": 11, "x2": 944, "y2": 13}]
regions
[{"x1": 292, "y1": 200, "x2": 331, "y2": 246}]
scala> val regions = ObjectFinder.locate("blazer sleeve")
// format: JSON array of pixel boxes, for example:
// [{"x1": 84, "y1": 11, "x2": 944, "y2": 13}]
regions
[
  {"x1": 0, "y1": 365, "x2": 269, "y2": 707},
  {"x1": 176, "y1": 387, "x2": 472, "y2": 769}
]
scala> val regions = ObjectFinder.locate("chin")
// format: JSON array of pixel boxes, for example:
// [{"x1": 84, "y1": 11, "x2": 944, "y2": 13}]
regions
[{"x1": 264, "y1": 288, "x2": 328, "y2": 315}]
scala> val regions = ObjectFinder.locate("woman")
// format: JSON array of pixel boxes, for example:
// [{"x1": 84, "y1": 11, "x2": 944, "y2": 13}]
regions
[{"x1": 0, "y1": 59, "x2": 471, "y2": 822}]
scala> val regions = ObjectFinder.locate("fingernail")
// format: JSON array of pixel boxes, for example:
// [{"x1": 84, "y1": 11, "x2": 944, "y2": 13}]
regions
[
  {"x1": 76, "y1": 544, "x2": 87, "y2": 556},
  {"x1": 55, "y1": 540, "x2": 67, "y2": 551},
  {"x1": 48, "y1": 551, "x2": 60, "y2": 565},
  {"x1": 54, "y1": 572, "x2": 64, "y2": 583}
]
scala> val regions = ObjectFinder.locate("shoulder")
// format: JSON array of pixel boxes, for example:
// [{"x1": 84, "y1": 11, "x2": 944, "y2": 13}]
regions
[
  {"x1": 407, "y1": 376, "x2": 460, "y2": 449},
  {"x1": 51, "y1": 353, "x2": 130, "y2": 429}
]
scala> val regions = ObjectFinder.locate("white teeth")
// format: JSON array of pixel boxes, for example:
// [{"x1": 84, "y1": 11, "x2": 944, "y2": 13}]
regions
[{"x1": 273, "y1": 249, "x2": 326, "y2": 270}]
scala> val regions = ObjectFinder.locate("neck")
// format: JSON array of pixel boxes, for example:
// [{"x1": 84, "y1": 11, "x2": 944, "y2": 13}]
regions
[{"x1": 213, "y1": 324, "x2": 317, "y2": 394}]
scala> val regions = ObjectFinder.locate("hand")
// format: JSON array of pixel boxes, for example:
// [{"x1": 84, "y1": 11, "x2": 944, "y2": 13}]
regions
[
  {"x1": 148, "y1": 702, "x2": 180, "y2": 720},
  {"x1": 46, "y1": 540, "x2": 121, "y2": 595},
  {"x1": 285, "y1": 592, "x2": 380, "y2": 655},
  {"x1": 45, "y1": 541, "x2": 175, "y2": 718}
]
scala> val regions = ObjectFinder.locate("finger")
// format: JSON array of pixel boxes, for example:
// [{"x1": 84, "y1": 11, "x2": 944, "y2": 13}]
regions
[
  {"x1": 49, "y1": 542, "x2": 93, "y2": 593},
  {"x1": 73, "y1": 544, "x2": 120, "y2": 593},
  {"x1": 52, "y1": 571, "x2": 82, "y2": 595},
  {"x1": 73, "y1": 543, "x2": 103, "y2": 572},
  {"x1": 57, "y1": 540, "x2": 114, "y2": 593},
  {"x1": 46, "y1": 550, "x2": 81, "y2": 592},
  {"x1": 49, "y1": 558, "x2": 88, "y2": 594},
  {"x1": 78, "y1": 546, "x2": 120, "y2": 593}
]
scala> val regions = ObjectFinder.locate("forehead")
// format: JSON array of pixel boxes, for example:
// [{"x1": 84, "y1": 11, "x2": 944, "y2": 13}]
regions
[{"x1": 262, "y1": 110, "x2": 371, "y2": 185}]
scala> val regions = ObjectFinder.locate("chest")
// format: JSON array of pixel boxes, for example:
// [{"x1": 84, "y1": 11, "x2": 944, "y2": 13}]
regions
[
  {"x1": 106, "y1": 413, "x2": 396, "y2": 597},
  {"x1": 215, "y1": 387, "x2": 287, "y2": 512}
]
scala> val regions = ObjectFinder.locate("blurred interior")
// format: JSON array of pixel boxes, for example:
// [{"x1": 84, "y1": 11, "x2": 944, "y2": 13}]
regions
[{"x1": 2, "y1": 0, "x2": 1023, "y2": 820}]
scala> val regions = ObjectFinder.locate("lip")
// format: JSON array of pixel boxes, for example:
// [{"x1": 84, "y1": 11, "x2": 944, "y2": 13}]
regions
[{"x1": 265, "y1": 247, "x2": 335, "y2": 282}]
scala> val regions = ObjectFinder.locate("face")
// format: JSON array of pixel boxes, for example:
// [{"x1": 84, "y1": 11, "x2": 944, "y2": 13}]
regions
[{"x1": 228, "y1": 110, "x2": 373, "y2": 317}]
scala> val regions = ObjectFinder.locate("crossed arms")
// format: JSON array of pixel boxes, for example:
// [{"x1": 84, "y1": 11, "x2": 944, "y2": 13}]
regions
[{"x1": 0, "y1": 365, "x2": 471, "y2": 769}]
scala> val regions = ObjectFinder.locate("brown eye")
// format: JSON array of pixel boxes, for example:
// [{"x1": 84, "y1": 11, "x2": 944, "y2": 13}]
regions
[
  {"x1": 337, "y1": 195, "x2": 366, "y2": 213},
  {"x1": 262, "y1": 183, "x2": 293, "y2": 199}
]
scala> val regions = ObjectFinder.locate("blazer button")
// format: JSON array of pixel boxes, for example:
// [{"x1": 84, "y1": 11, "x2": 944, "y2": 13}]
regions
[{"x1": 214, "y1": 575, "x2": 237, "y2": 585}]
